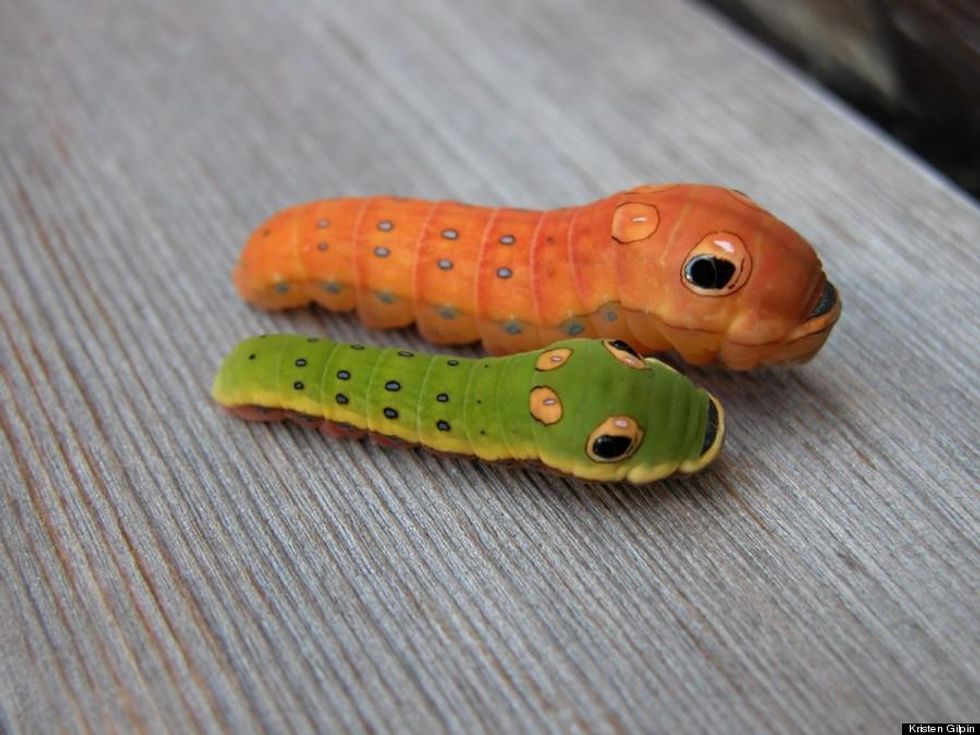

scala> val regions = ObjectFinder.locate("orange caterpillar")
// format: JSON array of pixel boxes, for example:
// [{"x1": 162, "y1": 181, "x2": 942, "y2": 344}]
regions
[{"x1": 234, "y1": 184, "x2": 840, "y2": 370}]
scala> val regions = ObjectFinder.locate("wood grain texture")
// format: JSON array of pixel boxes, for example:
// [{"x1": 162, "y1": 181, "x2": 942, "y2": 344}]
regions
[{"x1": 0, "y1": 0, "x2": 977, "y2": 732}]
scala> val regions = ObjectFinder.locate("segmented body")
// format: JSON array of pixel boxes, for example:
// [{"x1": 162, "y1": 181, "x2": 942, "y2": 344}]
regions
[
  {"x1": 212, "y1": 335, "x2": 725, "y2": 483},
  {"x1": 234, "y1": 184, "x2": 841, "y2": 369}
]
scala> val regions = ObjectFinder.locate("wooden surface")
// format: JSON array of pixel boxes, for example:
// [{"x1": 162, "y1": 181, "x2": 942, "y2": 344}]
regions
[{"x1": 1, "y1": 0, "x2": 977, "y2": 732}]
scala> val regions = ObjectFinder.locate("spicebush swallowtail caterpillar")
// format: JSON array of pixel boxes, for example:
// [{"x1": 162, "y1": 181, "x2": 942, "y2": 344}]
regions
[
  {"x1": 233, "y1": 184, "x2": 840, "y2": 370},
  {"x1": 212, "y1": 335, "x2": 725, "y2": 484}
]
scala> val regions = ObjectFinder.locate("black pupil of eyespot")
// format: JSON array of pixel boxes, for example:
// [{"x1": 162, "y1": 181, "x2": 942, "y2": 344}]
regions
[
  {"x1": 686, "y1": 256, "x2": 736, "y2": 290},
  {"x1": 591, "y1": 434, "x2": 633, "y2": 460},
  {"x1": 609, "y1": 339, "x2": 641, "y2": 358}
]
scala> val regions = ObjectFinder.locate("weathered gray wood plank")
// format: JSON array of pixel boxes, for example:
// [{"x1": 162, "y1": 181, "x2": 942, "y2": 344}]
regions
[{"x1": 1, "y1": 0, "x2": 977, "y2": 732}]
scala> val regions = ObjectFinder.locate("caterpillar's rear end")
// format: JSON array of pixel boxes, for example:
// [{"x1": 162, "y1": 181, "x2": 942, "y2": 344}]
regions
[{"x1": 234, "y1": 185, "x2": 841, "y2": 369}]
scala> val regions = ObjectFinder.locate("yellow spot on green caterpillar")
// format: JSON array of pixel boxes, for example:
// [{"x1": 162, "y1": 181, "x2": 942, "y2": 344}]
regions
[
  {"x1": 535, "y1": 347, "x2": 572, "y2": 371},
  {"x1": 529, "y1": 386, "x2": 563, "y2": 425}
]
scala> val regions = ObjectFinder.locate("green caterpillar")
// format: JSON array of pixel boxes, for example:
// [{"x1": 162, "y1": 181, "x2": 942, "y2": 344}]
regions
[{"x1": 211, "y1": 335, "x2": 725, "y2": 483}]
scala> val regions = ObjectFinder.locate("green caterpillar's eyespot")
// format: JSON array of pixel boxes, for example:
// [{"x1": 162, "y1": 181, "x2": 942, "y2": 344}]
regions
[
  {"x1": 586, "y1": 416, "x2": 643, "y2": 462},
  {"x1": 592, "y1": 435, "x2": 632, "y2": 459},
  {"x1": 529, "y1": 386, "x2": 563, "y2": 425},
  {"x1": 602, "y1": 339, "x2": 647, "y2": 369},
  {"x1": 535, "y1": 347, "x2": 572, "y2": 371},
  {"x1": 608, "y1": 339, "x2": 640, "y2": 357}
]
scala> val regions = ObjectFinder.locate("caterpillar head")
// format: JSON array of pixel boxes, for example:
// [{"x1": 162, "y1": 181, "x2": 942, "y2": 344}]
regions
[
  {"x1": 528, "y1": 339, "x2": 724, "y2": 483},
  {"x1": 612, "y1": 185, "x2": 841, "y2": 370}
]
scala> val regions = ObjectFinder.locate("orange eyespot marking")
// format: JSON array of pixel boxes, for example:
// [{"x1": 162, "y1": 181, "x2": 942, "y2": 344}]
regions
[
  {"x1": 602, "y1": 339, "x2": 648, "y2": 370},
  {"x1": 586, "y1": 416, "x2": 644, "y2": 463},
  {"x1": 529, "y1": 386, "x2": 563, "y2": 425},
  {"x1": 681, "y1": 231, "x2": 752, "y2": 297},
  {"x1": 612, "y1": 202, "x2": 660, "y2": 243},
  {"x1": 535, "y1": 347, "x2": 572, "y2": 371}
]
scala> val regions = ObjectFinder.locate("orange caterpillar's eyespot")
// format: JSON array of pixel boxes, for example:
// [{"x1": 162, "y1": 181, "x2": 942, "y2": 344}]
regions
[
  {"x1": 681, "y1": 231, "x2": 752, "y2": 297},
  {"x1": 612, "y1": 202, "x2": 660, "y2": 243}
]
